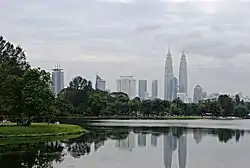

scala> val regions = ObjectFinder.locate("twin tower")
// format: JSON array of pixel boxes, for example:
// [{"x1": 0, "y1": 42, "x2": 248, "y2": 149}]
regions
[{"x1": 164, "y1": 48, "x2": 188, "y2": 101}]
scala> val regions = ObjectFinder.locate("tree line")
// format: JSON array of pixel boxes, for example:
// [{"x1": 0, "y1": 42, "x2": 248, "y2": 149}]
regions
[{"x1": 58, "y1": 75, "x2": 250, "y2": 118}]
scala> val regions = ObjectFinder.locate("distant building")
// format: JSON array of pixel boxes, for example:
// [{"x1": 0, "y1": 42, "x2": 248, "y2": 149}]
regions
[
  {"x1": 151, "y1": 80, "x2": 158, "y2": 99},
  {"x1": 177, "y1": 92, "x2": 188, "y2": 103},
  {"x1": 51, "y1": 65, "x2": 64, "y2": 95},
  {"x1": 164, "y1": 48, "x2": 174, "y2": 100},
  {"x1": 179, "y1": 50, "x2": 188, "y2": 94},
  {"x1": 116, "y1": 76, "x2": 136, "y2": 98},
  {"x1": 138, "y1": 80, "x2": 147, "y2": 99},
  {"x1": 95, "y1": 74, "x2": 106, "y2": 91},
  {"x1": 170, "y1": 77, "x2": 178, "y2": 101},
  {"x1": 193, "y1": 85, "x2": 203, "y2": 103}
]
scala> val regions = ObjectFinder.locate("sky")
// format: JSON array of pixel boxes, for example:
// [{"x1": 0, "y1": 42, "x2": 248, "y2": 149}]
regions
[{"x1": 1, "y1": 0, "x2": 250, "y2": 98}]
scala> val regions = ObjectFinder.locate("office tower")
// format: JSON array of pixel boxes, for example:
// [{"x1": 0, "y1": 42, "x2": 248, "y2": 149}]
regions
[
  {"x1": 170, "y1": 77, "x2": 178, "y2": 101},
  {"x1": 151, "y1": 134, "x2": 158, "y2": 147},
  {"x1": 164, "y1": 48, "x2": 174, "y2": 100},
  {"x1": 138, "y1": 133, "x2": 146, "y2": 147},
  {"x1": 95, "y1": 74, "x2": 106, "y2": 91},
  {"x1": 177, "y1": 92, "x2": 188, "y2": 103},
  {"x1": 193, "y1": 85, "x2": 203, "y2": 103},
  {"x1": 51, "y1": 65, "x2": 64, "y2": 95},
  {"x1": 138, "y1": 80, "x2": 147, "y2": 99},
  {"x1": 178, "y1": 135, "x2": 187, "y2": 168},
  {"x1": 179, "y1": 50, "x2": 188, "y2": 94},
  {"x1": 116, "y1": 76, "x2": 136, "y2": 98},
  {"x1": 151, "y1": 80, "x2": 158, "y2": 99}
]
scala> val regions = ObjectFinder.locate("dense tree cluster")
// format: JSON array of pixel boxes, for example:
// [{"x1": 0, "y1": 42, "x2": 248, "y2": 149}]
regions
[
  {"x1": 0, "y1": 36, "x2": 58, "y2": 125},
  {"x1": 59, "y1": 76, "x2": 250, "y2": 118}
]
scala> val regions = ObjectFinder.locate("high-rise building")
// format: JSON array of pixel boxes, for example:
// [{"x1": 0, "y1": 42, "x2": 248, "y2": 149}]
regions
[
  {"x1": 116, "y1": 76, "x2": 136, "y2": 98},
  {"x1": 138, "y1": 80, "x2": 147, "y2": 99},
  {"x1": 170, "y1": 77, "x2": 178, "y2": 101},
  {"x1": 179, "y1": 50, "x2": 188, "y2": 94},
  {"x1": 164, "y1": 48, "x2": 174, "y2": 100},
  {"x1": 151, "y1": 80, "x2": 158, "y2": 99},
  {"x1": 193, "y1": 85, "x2": 203, "y2": 103},
  {"x1": 177, "y1": 92, "x2": 188, "y2": 103},
  {"x1": 95, "y1": 74, "x2": 106, "y2": 91},
  {"x1": 51, "y1": 65, "x2": 64, "y2": 95}
]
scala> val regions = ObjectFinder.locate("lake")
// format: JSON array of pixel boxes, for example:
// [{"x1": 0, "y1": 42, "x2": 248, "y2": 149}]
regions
[{"x1": 1, "y1": 120, "x2": 250, "y2": 168}]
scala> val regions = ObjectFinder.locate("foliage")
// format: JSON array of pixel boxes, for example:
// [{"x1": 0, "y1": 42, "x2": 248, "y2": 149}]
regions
[
  {"x1": 0, "y1": 36, "x2": 63, "y2": 125},
  {"x1": 60, "y1": 76, "x2": 250, "y2": 118}
]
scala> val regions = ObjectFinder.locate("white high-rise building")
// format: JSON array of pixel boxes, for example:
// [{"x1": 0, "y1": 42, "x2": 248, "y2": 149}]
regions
[
  {"x1": 164, "y1": 48, "x2": 174, "y2": 100},
  {"x1": 151, "y1": 80, "x2": 158, "y2": 99},
  {"x1": 95, "y1": 74, "x2": 106, "y2": 91},
  {"x1": 179, "y1": 50, "x2": 188, "y2": 94},
  {"x1": 51, "y1": 65, "x2": 64, "y2": 95},
  {"x1": 116, "y1": 76, "x2": 136, "y2": 98},
  {"x1": 138, "y1": 80, "x2": 147, "y2": 99}
]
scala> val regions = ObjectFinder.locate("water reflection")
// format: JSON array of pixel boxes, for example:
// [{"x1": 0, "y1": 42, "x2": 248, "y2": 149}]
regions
[{"x1": 0, "y1": 127, "x2": 248, "y2": 168}]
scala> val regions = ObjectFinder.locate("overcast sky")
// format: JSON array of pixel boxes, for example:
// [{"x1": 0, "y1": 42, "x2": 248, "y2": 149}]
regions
[{"x1": 1, "y1": 0, "x2": 250, "y2": 98}]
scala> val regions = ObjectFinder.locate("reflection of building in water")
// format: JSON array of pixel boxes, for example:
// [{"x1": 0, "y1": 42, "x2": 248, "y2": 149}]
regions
[
  {"x1": 138, "y1": 133, "x2": 147, "y2": 147},
  {"x1": 178, "y1": 135, "x2": 187, "y2": 168},
  {"x1": 163, "y1": 134, "x2": 176, "y2": 168},
  {"x1": 115, "y1": 132, "x2": 135, "y2": 151},
  {"x1": 151, "y1": 134, "x2": 158, "y2": 147},
  {"x1": 94, "y1": 141, "x2": 104, "y2": 151},
  {"x1": 193, "y1": 129, "x2": 203, "y2": 144},
  {"x1": 163, "y1": 133, "x2": 187, "y2": 168}
]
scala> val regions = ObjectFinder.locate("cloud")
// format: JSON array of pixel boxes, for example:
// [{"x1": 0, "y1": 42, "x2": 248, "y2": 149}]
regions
[{"x1": 1, "y1": 0, "x2": 250, "y2": 96}]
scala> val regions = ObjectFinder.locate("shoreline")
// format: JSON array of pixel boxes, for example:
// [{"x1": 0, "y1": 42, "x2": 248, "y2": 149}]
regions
[
  {"x1": 0, "y1": 123, "x2": 85, "y2": 138},
  {"x1": 60, "y1": 116, "x2": 205, "y2": 120},
  {"x1": 60, "y1": 116, "x2": 243, "y2": 120}
]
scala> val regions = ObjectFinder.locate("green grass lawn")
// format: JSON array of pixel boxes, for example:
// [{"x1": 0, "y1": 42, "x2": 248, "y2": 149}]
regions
[{"x1": 0, "y1": 123, "x2": 85, "y2": 138}]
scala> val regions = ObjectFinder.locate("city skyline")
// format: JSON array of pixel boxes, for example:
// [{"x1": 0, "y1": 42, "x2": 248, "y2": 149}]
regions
[{"x1": 4, "y1": 0, "x2": 250, "y2": 97}]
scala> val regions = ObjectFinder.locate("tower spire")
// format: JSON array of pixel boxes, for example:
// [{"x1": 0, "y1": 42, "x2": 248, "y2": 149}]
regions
[{"x1": 167, "y1": 46, "x2": 171, "y2": 57}]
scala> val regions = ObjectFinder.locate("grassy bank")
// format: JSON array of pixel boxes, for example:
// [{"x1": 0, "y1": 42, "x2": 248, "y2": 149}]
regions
[
  {"x1": 0, "y1": 123, "x2": 85, "y2": 138},
  {"x1": 60, "y1": 115, "x2": 204, "y2": 120}
]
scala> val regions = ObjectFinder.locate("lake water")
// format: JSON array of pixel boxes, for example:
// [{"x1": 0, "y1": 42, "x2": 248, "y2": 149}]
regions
[{"x1": 1, "y1": 120, "x2": 250, "y2": 168}]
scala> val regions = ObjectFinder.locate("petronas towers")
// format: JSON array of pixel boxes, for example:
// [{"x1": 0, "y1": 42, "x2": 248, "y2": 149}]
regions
[{"x1": 164, "y1": 48, "x2": 188, "y2": 100}]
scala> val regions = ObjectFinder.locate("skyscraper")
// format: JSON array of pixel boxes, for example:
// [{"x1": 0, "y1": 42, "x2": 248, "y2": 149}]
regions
[
  {"x1": 95, "y1": 74, "x2": 106, "y2": 91},
  {"x1": 193, "y1": 85, "x2": 203, "y2": 103},
  {"x1": 51, "y1": 65, "x2": 64, "y2": 95},
  {"x1": 138, "y1": 80, "x2": 147, "y2": 99},
  {"x1": 170, "y1": 77, "x2": 178, "y2": 101},
  {"x1": 151, "y1": 80, "x2": 158, "y2": 99},
  {"x1": 179, "y1": 50, "x2": 188, "y2": 94},
  {"x1": 164, "y1": 48, "x2": 174, "y2": 100},
  {"x1": 116, "y1": 76, "x2": 136, "y2": 98}
]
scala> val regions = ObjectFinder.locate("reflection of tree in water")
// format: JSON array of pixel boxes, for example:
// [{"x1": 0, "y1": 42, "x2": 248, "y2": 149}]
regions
[
  {"x1": 209, "y1": 129, "x2": 245, "y2": 143},
  {"x1": 65, "y1": 127, "x2": 130, "y2": 158},
  {"x1": 0, "y1": 141, "x2": 64, "y2": 168}
]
